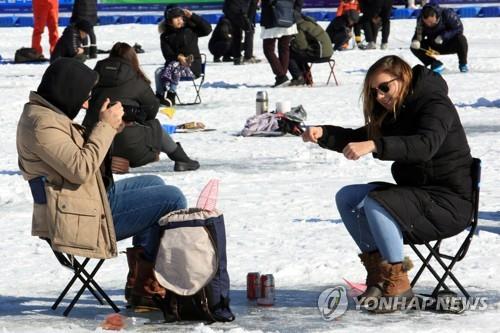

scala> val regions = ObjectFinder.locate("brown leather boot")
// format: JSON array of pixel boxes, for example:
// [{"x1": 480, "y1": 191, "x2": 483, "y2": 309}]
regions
[
  {"x1": 124, "y1": 247, "x2": 144, "y2": 304},
  {"x1": 371, "y1": 257, "x2": 415, "y2": 313},
  {"x1": 357, "y1": 251, "x2": 384, "y2": 304},
  {"x1": 111, "y1": 156, "x2": 130, "y2": 174},
  {"x1": 130, "y1": 254, "x2": 166, "y2": 312}
]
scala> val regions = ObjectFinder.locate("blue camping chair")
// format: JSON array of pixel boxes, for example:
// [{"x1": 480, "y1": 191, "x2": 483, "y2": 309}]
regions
[{"x1": 177, "y1": 53, "x2": 206, "y2": 105}]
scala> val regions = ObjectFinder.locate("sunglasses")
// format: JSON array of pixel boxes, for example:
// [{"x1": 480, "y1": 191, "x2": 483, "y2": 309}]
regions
[{"x1": 371, "y1": 78, "x2": 398, "y2": 95}]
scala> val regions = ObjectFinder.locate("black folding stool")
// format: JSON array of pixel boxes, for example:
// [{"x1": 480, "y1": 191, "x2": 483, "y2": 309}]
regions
[
  {"x1": 408, "y1": 158, "x2": 481, "y2": 309},
  {"x1": 44, "y1": 238, "x2": 120, "y2": 316},
  {"x1": 308, "y1": 57, "x2": 339, "y2": 86}
]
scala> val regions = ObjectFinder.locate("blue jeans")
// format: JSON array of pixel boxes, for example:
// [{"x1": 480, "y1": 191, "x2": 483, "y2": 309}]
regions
[
  {"x1": 107, "y1": 175, "x2": 187, "y2": 261},
  {"x1": 335, "y1": 184, "x2": 404, "y2": 263}
]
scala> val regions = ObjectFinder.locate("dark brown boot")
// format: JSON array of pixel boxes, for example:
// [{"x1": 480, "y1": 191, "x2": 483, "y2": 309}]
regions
[
  {"x1": 357, "y1": 252, "x2": 384, "y2": 305},
  {"x1": 111, "y1": 156, "x2": 130, "y2": 174},
  {"x1": 371, "y1": 257, "x2": 414, "y2": 313},
  {"x1": 130, "y1": 254, "x2": 166, "y2": 312},
  {"x1": 124, "y1": 247, "x2": 144, "y2": 304}
]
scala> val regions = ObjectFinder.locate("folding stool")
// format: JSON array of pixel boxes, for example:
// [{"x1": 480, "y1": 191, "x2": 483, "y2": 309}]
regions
[
  {"x1": 308, "y1": 57, "x2": 339, "y2": 86},
  {"x1": 408, "y1": 158, "x2": 481, "y2": 309},
  {"x1": 44, "y1": 238, "x2": 120, "y2": 316}
]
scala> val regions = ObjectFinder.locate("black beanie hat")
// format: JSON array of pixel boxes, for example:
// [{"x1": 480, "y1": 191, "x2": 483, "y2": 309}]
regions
[
  {"x1": 164, "y1": 7, "x2": 184, "y2": 21},
  {"x1": 75, "y1": 19, "x2": 92, "y2": 34}
]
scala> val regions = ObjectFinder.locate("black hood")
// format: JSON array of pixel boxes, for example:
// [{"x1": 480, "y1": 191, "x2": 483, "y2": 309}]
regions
[
  {"x1": 93, "y1": 57, "x2": 136, "y2": 88},
  {"x1": 405, "y1": 65, "x2": 449, "y2": 109},
  {"x1": 37, "y1": 58, "x2": 98, "y2": 120}
]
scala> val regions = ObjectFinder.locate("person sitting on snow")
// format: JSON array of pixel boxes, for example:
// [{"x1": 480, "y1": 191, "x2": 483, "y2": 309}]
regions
[
  {"x1": 155, "y1": 7, "x2": 212, "y2": 106},
  {"x1": 326, "y1": 9, "x2": 360, "y2": 51},
  {"x1": 83, "y1": 42, "x2": 200, "y2": 173},
  {"x1": 410, "y1": 3, "x2": 469, "y2": 73},
  {"x1": 50, "y1": 19, "x2": 91, "y2": 63}
]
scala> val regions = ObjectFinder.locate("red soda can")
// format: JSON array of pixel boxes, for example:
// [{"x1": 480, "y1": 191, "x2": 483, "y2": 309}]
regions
[
  {"x1": 247, "y1": 272, "x2": 261, "y2": 299},
  {"x1": 257, "y1": 274, "x2": 275, "y2": 306}
]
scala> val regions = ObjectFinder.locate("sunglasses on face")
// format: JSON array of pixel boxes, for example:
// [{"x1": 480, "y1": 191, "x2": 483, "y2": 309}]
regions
[{"x1": 371, "y1": 78, "x2": 398, "y2": 95}]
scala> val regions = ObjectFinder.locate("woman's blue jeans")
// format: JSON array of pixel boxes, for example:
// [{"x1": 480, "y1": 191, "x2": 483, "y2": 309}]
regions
[
  {"x1": 335, "y1": 184, "x2": 404, "y2": 263},
  {"x1": 107, "y1": 175, "x2": 187, "y2": 261}
]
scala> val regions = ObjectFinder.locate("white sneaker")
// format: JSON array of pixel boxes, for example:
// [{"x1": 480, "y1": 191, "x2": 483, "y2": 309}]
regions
[{"x1": 381, "y1": 43, "x2": 388, "y2": 50}]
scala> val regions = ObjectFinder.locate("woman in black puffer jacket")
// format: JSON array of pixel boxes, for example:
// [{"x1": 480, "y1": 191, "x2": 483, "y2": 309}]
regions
[
  {"x1": 302, "y1": 55, "x2": 472, "y2": 312},
  {"x1": 83, "y1": 42, "x2": 200, "y2": 173}
]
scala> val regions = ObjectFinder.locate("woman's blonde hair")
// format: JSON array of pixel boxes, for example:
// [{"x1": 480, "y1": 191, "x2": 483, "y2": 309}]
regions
[{"x1": 361, "y1": 55, "x2": 413, "y2": 139}]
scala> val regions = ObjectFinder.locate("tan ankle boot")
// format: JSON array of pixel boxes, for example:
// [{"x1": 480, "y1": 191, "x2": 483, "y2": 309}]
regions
[
  {"x1": 130, "y1": 255, "x2": 166, "y2": 311},
  {"x1": 372, "y1": 257, "x2": 414, "y2": 313},
  {"x1": 357, "y1": 252, "x2": 384, "y2": 304},
  {"x1": 124, "y1": 247, "x2": 144, "y2": 303}
]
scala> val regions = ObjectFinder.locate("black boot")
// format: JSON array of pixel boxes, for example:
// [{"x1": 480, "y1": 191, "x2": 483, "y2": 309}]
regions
[
  {"x1": 167, "y1": 143, "x2": 200, "y2": 172},
  {"x1": 166, "y1": 90, "x2": 176, "y2": 106},
  {"x1": 156, "y1": 92, "x2": 172, "y2": 107},
  {"x1": 89, "y1": 46, "x2": 97, "y2": 59}
]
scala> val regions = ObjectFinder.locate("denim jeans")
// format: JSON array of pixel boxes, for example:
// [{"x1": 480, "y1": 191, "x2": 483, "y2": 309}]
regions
[
  {"x1": 335, "y1": 184, "x2": 404, "y2": 263},
  {"x1": 107, "y1": 175, "x2": 187, "y2": 261}
]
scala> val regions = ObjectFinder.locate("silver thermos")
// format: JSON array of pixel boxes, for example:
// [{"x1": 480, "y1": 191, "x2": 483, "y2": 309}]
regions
[{"x1": 256, "y1": 91, "x2": 269, "y2": 115}]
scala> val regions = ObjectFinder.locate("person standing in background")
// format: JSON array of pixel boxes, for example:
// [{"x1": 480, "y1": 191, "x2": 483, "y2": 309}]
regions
[
  {"x1": 32, "y1": 0, "x2": 59, "y2": 58},
  {"x1": 223, "y1": 0, "x2": 252, "y2": 65},
  {"x1": 70, "y1": 0, "x2": 98, "y2": 59},
  {"x1": 241, "y1": 0, "x2": 261, "y2": 63},
  {"x1": 260, "y1": 0, "x2": 303, "y2": 87},
  {"x1": 359, "y1": 0, "x2": 392, "y2": 50}
]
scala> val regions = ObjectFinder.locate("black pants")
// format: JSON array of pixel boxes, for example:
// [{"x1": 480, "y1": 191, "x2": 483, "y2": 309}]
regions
[
  {"x1": 411, "y1": 34, "x2": 468, "y2": 66},
  {"x1": 363, "y1": 0, "x2": 392, "y2": 44},
  {"x1": 226, "y1": 13, "x2": 245, "y2": 60},
  {"x1": 330, "y1": 30, "x2": 350, "y2": 51},
  {"x1": 289, "y1": 51, "x2": 329, "y2": 79},
  {"x1": 243, "y1": 27, "x2": 254, "y2": 59}
]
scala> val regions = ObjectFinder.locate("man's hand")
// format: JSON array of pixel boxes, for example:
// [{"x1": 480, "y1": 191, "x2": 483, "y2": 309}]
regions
[
  {"x1": 77, "y1": 47, "x2": 85, "y2": 55},
  {"x1": 99, "y1": 98, "x2": 124, "y2": 130},
  {"x1": 302, "y1": 126, "x2": 323, "y2": 143},
  {"x1": 342, "y1": 140, "x2": 377, "y2": 160},
  {"x1": 183, "y1": 9, "x2": 192, "y2": 18}
]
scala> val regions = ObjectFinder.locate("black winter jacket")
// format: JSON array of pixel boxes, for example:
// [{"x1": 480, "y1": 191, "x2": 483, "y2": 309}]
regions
[
  {"x1": 70, "y1": 0, "x2": 98, "y2": 25},
  {"x1": 209, "y1": 16, "x2": 233, "y2": 57},
  {"x1": 159, "y1": 14, "x2": 212, "y2": 78},
  {"x1": 260, "y1": 0, "x2": 303, "y2": 29},
  {"x1": 83, "y1": 57, "x2": 163, "y2": 167},
  {"x1": 413, "y1": 4, "x2": 464, "y2": 43},
  {"x1": 318, "y1": 65, "x2": 473, "y2": 243},
  {"x1": 50, "y1": 25, "x2": 85, "y2": 63}
]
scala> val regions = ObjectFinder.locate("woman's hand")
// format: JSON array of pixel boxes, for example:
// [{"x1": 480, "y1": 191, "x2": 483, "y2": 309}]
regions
[
  {"x1": 99, "y1": 98, "x2": 124, "y2": 130},
  {"x1": 183, "y1": 9, "x2": 192, "y2": 18},
  {"x1": 302, "y1": 126, "x2": 323, "y2": 143},
  {"x1": 178, "y1": 54, "x2": 188, "y2": 66},
  {"x1": 342, "y1": 140, "x2": 377, "y2": 160}
]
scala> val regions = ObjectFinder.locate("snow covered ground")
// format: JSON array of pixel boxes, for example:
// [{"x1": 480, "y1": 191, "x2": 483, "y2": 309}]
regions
[{"x1": 1, "y1": 17, "x2": 500, "y2": 333}]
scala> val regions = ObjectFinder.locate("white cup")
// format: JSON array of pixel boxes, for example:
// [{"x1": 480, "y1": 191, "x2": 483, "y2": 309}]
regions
[{"x1": 276, "y1": 101, "x2": 291, "y2": 113}]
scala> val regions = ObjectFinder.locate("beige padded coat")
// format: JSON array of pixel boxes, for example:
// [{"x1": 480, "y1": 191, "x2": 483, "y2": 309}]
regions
[{"x1": 16, "y1": 92, "x2": 118, "y2": 259}]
